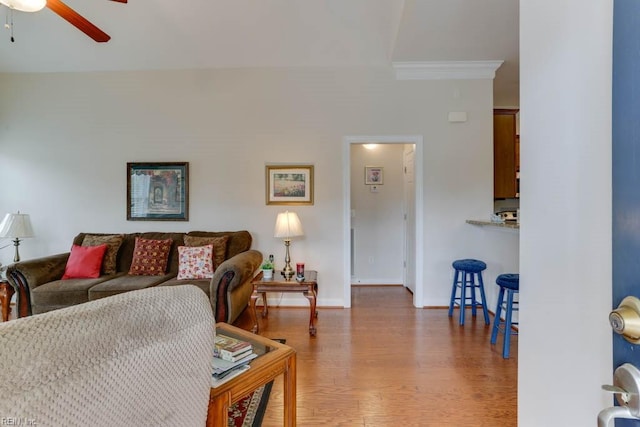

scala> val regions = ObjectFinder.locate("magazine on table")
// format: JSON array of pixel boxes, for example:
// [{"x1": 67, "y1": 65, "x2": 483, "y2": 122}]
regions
[
  {"x1": 211, "y1": 364, "x2": 251, "y2": 388},
  {"x1": 212, "y1": 351, "x2": 258, "y2": 375}
]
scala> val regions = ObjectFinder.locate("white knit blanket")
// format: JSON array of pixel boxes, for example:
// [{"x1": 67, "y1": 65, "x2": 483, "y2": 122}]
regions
[{"x1": 0, "y1": 285, "x2": 215, "y2": 427}]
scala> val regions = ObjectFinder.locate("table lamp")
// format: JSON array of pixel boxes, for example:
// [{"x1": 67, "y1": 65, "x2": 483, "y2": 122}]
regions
[
  {"x1": 274, "y1": 211, "x2": 304, "y2": 280},
  {"x1": 0, "y1": 211, "x2": 35, "y2": 262}
]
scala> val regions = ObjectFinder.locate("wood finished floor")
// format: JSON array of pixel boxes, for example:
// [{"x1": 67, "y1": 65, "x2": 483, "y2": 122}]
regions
[{"x1": 233, "y1": 285, "x2": 517, "y2": 427}]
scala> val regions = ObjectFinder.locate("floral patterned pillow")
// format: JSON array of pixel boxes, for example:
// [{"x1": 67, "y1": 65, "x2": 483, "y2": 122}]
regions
[
  {"x1": 177, "y1": 245, "x2": 214, "y2": 280},
  {"x1": 183, "y1": 235, "x2": 229, "y2": 271}
]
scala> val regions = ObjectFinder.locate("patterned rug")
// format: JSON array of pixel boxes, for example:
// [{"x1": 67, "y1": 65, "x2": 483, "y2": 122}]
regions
[
  {"x1": 227, "y1": 381, "x2": 273, "y2": 427},
  {"x1": 227, "y1": 338, "x2": 284, "y2": 427}
]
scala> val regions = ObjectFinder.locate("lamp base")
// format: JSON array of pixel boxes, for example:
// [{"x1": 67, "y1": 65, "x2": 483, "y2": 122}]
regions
[
  {"x1": 12, "y1": 238, "x2": 21, "y2": 263},
  {"x1": 281, "y1": 266, "x2": 295, "y2": 280},
  {"x1": 281, "y1": 239, "x2": 295, "y2": 281}
]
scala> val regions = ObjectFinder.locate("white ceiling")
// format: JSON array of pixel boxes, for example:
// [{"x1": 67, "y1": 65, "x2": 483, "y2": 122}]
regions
[{"x1": 0, "y1": 0, "x2": 519, "y2": 106}]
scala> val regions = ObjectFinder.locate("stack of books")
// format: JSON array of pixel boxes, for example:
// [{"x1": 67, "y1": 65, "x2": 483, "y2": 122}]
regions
[{"x1": 212, "y1": 334, "x2": 257, "y2": 387}]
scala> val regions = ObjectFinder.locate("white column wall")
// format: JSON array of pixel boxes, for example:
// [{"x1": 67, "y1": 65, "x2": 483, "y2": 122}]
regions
[{"x1": 519, "y1": 1, "x2": 612, "y2": 425}]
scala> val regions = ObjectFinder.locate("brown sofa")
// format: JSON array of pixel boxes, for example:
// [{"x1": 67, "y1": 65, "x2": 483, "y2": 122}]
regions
[{"x1": 6, "y1": 231, "x2": 262, "y2": 324}]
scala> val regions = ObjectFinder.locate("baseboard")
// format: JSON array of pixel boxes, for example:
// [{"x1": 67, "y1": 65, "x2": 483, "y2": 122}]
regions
[
  {"x1": 350, "y1": 278, "x2": 403, "y2": 285},
  {"x1": 351, "y1": 283, "x2": 404, "y2": 287}
]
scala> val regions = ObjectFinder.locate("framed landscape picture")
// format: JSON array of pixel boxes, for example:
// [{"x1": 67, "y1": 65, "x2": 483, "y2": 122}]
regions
[
  {"x1": 127, "y1": 162, "x2": 189, "y2": 221},
  {"x1": 265, "y1": 164, "x2": 314, "y2": 205}
]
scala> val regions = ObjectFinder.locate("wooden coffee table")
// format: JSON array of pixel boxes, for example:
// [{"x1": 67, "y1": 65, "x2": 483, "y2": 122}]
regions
[
  {"x1": 250, "y1": 270, "x2": 318, "y2": 336},
  {"x1": 208, "y1": 323, "x2": 297, "y2": 426}
]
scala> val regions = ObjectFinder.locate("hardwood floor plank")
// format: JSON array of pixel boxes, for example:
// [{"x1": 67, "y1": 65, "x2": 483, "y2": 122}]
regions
[{"x1": 234, "y1": 285, "x2": 517, "y2": 426}]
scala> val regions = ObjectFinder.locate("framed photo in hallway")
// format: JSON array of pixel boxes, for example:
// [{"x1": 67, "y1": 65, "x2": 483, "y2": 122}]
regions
[
  {"x1": 365, "y1": 166, "x2": 383, "y2": 185},
  {"x1": 127, "y1": 162, "x2": 189, "y2": 221},
  {"x1": 265, "y1": 164, "x2": 314, "y2": 205}
]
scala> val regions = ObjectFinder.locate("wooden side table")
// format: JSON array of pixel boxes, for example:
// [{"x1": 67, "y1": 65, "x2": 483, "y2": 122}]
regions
[
  {"x1": 0, "y1": 279, "x2": 15, "y2": 322},
  {"x1": 250, "y1": 270, "x2": 318, "y2": 336},
  {"x1": 208, "y1": 323, "x2": 296, "y2": 426}
]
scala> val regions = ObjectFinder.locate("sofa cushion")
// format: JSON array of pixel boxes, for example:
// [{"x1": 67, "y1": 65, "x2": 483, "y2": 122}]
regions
[
  {"x1": 183, "y1": 235, "x2": 228, "y2": 270},
  {"x1": 81, "y1": 234, "x2": 124, "y2": 275},
  {"x1": 62, "y1": 244, "x2": 108, "y2": 279},
  {"x1": 128, "y1": 237, "x2": 173, "y2": 276},
  {"x1": 32, "y1": 276, "x2": 116, "y2": 310},
  {"x1": 177, "y1": 245, "x2": 214, "y2": 280},
  {"x1": 88, "y1": 273, "x2": 176, "y2": 301}
]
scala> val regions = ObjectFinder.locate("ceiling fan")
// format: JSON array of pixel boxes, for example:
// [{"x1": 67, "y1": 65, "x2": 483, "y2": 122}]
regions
[{"x1": 0, "y1": 0, "x2": 126, "y2": 42}]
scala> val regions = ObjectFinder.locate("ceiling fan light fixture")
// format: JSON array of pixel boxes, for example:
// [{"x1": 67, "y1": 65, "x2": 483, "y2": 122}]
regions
[{"x1": 0, "y1": 0, "x2": 46, "y2": 12}]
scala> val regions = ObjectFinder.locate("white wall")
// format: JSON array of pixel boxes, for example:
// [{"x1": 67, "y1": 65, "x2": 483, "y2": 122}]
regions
[
  {"x1": 350, "y1": 144, "x2": 404, "y2": 284},
  {"x1": 519, "y1": 1, "x2": 612, "y2": 426},
  {"x1": 0, "y1": 67, "x2": 500, "y2": 308}
]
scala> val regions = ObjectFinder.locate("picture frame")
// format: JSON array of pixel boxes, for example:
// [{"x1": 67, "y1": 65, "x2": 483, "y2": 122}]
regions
[
  {"x1": 365, "y1": 166, "x2": 384, "y2": 185},
  {"x1": 127, "y1": 162, "x2": 189, "y2": 221},
  {"x1": 265, "y1": 164, "x2": 314, "y2": 205}
]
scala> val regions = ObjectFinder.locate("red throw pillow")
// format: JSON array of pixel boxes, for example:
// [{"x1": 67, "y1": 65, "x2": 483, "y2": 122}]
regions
[
  {"x1": 128, "y1": 237, "x2": 173, "y2": 276},
  {"x1": 62, "y1": 244, "x2": 108, "y2": 279}
]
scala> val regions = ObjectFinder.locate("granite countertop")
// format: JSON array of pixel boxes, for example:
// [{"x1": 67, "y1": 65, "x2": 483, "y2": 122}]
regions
[{"x1": 466, "y1": 220, "x2": 520, "y2": 230}]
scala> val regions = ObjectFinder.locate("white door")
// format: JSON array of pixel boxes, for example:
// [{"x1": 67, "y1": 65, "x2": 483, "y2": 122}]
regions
[{"x1": 403, "y1": 145, "x2": 416, "y2": 293}]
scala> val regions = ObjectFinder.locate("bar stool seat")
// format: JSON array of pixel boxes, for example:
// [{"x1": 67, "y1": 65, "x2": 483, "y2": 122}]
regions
[
  {"x1": 496, "y1": 273, "x2": 519, "y2": 290},
  {"x1": 491, "y1": 273, "x2": 519, "y2": 358},
  {"x1": 448, "y1": 259, "x2": 490, "y2": 325}
]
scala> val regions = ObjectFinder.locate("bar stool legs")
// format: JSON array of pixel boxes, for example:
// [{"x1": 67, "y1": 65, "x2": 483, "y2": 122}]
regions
[
  {"x1": 448, "y1": 259, "x2": 490, "y2": 325},
  {"x1": 490, "y1": 273, "x2": 520, "y2": 359}
]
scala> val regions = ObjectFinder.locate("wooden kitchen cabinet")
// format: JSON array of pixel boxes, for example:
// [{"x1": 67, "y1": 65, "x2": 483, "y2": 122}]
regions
[{"x1": 493, "y1": 109, "x2": 519, "y2": 199}]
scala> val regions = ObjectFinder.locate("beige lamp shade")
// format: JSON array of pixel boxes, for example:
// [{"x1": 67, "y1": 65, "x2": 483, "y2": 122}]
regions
[
  {"x1": 0, "y1": 212, "x2": 35, "y2": 239},
  {"x1": 0, "y1": 212, "x2": 35, "y2": 262},
  {"x1": 0, "y1": 0, "x2": 46, "y2": 12},
  {"x1": 273, "y1": 211, "x2": 303, "y2": 280},
  {"x1": 274, "y1": 211, "x2": 304, "y2": 239}
]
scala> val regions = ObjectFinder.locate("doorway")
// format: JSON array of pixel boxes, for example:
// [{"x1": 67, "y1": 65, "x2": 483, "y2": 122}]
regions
[{"x1": 342, "y1": 135, "x2": 424, "y2": 308}]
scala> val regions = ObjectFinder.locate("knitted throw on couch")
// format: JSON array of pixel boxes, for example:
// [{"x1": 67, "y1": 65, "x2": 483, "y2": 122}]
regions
[{"x1": 0, "y1": 286, "x2": 215, "y2": 427}]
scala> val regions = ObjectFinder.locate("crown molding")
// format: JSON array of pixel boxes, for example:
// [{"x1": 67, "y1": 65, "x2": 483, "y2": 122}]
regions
[{"x1": 392, "y1": 60, "x2": 504, "y2": 80}]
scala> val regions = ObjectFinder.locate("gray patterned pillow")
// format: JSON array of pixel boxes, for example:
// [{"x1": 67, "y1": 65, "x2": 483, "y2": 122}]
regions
[{"x1": 82, "y1": 234, "x2": 124, "y2": 275}]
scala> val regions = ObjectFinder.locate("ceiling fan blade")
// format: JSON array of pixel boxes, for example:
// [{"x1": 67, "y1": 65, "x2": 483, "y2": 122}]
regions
[
  {"x1": 46, "y1": 0, "x2": 111, "y2": 42},
  {"x1": 109, "y1": 0, "x2": 127, "y2": 3}
]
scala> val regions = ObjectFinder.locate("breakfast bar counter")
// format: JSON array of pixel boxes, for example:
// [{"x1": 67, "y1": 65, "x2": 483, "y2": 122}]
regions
[
  {"x1": 464, "y1": 219, "x2": 520, "y2": 329},
  {"x1": 466, "y1": 220, "x2": 519, "y2": 230}
]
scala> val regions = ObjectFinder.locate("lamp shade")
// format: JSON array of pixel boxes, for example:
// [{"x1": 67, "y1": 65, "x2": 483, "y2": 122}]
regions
[
  {"x1": 0, "y1": 212, "x2": 35, "y2": 239},
  {"x1": 274, "y1": 211, "x2": 303, "y2": 239},
  {"x1": 0, "y1": 0, "x2": 46, "y2": 12}
]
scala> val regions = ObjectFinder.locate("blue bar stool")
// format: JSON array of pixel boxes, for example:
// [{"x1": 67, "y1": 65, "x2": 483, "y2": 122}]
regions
[
  {"x1": 448, "y1": 259, "x2": 490, "y2": 325},
  {"x1": 490, "y1": 273, "x2": 519, "y2": 359}
]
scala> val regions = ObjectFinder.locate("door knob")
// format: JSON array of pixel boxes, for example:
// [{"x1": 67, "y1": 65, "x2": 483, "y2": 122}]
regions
[
  {"x1": 599, "y1": 364, "x2": 640, "y2": 427},
  {"x1": 609, "y1": 296, "x2": 640, "y2": 344}
]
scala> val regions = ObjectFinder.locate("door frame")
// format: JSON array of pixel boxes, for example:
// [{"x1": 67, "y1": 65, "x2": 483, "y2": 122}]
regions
[
  {"x1": 342, "y1": 135, "x2": 424, "y2": 308},
  {"x1": 402, "y1": 145, "x2": 416, "y2": 294}
]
